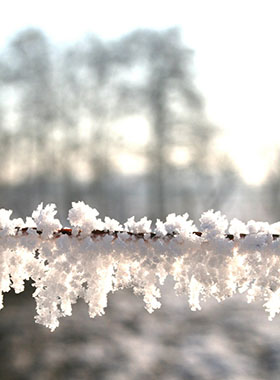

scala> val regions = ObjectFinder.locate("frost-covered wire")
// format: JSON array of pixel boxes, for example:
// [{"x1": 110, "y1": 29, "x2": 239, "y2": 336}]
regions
[{"x1": 1, "y1": 201, "x2": 280, "y2": 331}]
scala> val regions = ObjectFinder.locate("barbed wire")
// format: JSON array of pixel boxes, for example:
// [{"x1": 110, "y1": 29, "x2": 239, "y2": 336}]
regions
[{"x1": 13, "y1": 227, "x2": 280, "y2": 241}]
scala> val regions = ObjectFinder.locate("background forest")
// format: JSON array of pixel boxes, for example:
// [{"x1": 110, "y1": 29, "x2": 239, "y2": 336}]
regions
[{"x1": 0, "y1": 27, "x2": 277, "y2": 225}]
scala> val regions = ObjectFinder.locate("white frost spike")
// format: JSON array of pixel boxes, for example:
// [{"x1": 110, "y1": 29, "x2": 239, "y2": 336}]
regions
[
  {"x1": 247, "y1": 220, "x2": 271, "y2": 234},
  {"x1": 104, "y1": 216, "x2": 122, "y2": 232},
  {"x1": 32, "y1": 203, "x2": 62, "y2": 238},
  {"x1": 0, "y1": 209, "x2": 13, "y2": 229},
  {"x1": 68, "y1": 201, "x2": 104, "y2": 236},
  {"x1": 157, "y1": 212, "x2": 196, "y2": 237},
  {"x1": 199, "y1": 210, "x2": 228, "y2": 239},
  {"x1": 229, "y1": 218, "x2": 248, "y2": 237},
  {"x1": 264, "y1": 288, "x2": 280, "y2": 321},
  {"x1": 271, "y1": 222, "x2": 280, "y2": 234},
  {"x1": 0, "y1": 208, "x2": 24, "y2": 236},
  {"x1": 124, "y1": 216, "x2": 152, "y2": 233}
]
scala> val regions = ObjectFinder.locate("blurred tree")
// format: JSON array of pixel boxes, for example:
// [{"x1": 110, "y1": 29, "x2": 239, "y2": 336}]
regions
[
  {"x1": 0, "y1": 30, "x2": 58, "y2": 207},
  {"x1": 262, "y1": 154, "x2": 280, "y2": 222},
  {"x1": 0, "y1": 27, "x2": 238, "y2": 221},
  {"x1": 0, "y1": 29, "x2": 82, "y2": 216},
  {"x1": 62, "y1": 36, "x2": 119, "y2": 216},
  {"x1": 109, "y1": 28, "x2": 237, "y2": 219}
]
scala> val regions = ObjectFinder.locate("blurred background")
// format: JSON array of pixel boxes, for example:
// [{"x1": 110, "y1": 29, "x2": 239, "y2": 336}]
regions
[{"x1": 1, "y1": 1, "x2": 280, "y2": 379}]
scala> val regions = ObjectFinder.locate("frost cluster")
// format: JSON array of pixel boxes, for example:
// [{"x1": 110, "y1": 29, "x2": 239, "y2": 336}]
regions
[{"x1": 1, "y1": 202, "x2": 280, "y2": 330}]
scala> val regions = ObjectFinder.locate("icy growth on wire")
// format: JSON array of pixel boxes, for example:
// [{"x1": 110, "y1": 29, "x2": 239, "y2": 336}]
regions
[
  {"x1": 32, "y1": 203, "x2": 62, "y2": 238},
  {"x1": 68, "y1": 201, "x2": 105, "y2": 236},
  {"x1": 1, "y1": 202, "x2": 280, "y2": 330}
]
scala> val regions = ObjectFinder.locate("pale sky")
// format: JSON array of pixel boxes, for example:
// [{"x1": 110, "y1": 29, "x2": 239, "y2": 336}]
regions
[{"x1": 1, "y1": 0, "x2": 280, "y2": 185}]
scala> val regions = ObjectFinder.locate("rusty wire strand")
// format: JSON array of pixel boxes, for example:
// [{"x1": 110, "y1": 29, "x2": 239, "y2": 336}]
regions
[{"x1": 12, "y1": 227, "x2": 280, "y2": 241}]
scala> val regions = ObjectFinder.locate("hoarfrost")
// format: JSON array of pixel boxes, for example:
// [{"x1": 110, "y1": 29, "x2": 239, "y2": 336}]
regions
[
  {"x1": 124, "y1": 216, "x2": 152, "y2": 233},
  {"x1": 68, "y1": 201, "x2": 105, "y2": 236},
  {"x1": 1, "y1": 202, "x2": 280, "y2": 330},
  {"x1": 32, "y1": 203, "x2": 62, "y2": 238}
]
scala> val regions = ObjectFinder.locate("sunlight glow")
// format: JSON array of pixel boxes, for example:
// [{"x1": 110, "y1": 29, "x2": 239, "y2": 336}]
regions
[
  {"x1": 113, "y1": 153, "x2": 147, "y2": 175},
  {"x1": 169, "y1": 147, "x2": 191, "y2": 167},
  {"x1": 112, "y1": 116, "x2": 150, "y2": 147},
  {"x1": 216, "y1": 132, "x2": 278, "y2": 186}
]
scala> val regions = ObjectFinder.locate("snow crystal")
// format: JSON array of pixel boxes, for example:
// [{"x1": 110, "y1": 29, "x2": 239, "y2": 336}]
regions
[
  {"x1": 155, "y1": 212, "x2": 196, "y2": 237},
  {"x1": 68, "y1": 201, "x2": 104, "y2": 236},
  {"x1": 0, "y1": 202, "x2": 280, "y2": 330},
  {"x1": 32, "y1": 203, "x2": 62, "y2": 238},
  {"x1": 124, "y1": 216, "x2": 152, "y2": 234},
  {"x1": 229, "y1": 218, "x2": 248, "y2": 237},
  {"x1": 200, "y1": 210, "x2": 228, "y2": 239},
  {"x1": 0, "y1": 208, "x2": 24, "y2": 236},
  {"x1": 104, "y1": 216, "x2": 122, "y2": 232}
]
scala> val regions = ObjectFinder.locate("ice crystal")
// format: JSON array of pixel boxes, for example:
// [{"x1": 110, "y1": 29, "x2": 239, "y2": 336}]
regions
[{"x1": 0, "y1": 203, "x2": 280, "y2": 330}]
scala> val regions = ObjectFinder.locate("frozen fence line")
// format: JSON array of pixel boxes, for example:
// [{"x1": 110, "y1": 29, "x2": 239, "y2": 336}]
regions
[{"x1": 1, "y1": 201, "x2": 280, "y2": 330}]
